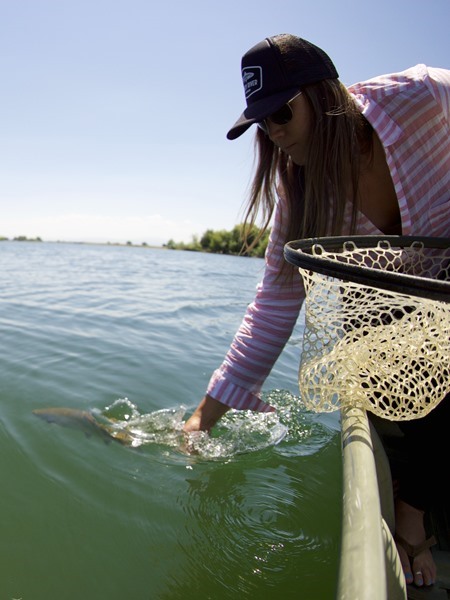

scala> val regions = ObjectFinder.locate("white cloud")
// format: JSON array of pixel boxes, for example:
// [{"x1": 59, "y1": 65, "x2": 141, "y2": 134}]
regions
[{"x1": 0, "y1": 213, "x2": 202, "y2": 245}]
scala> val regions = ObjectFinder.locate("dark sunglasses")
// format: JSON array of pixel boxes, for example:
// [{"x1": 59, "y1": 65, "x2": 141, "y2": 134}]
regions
[{"x1": 257, "y1": 91, "x2": 303, "y2": 134}]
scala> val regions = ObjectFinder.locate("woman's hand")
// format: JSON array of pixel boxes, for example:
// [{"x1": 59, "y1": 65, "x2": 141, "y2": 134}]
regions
[{"x1": 183, "y1": 394, "x2": 230, "y2": 433}]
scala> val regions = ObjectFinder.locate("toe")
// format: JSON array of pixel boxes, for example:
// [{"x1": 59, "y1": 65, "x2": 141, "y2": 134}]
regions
[{"x1": 396, "y1": 542, "x2": 413, "y2": 584}]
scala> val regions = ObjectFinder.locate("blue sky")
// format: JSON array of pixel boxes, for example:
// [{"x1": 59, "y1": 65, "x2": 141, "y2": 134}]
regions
[{"x1": 0, "y1": 0, "x2": 449, "y2": 245}]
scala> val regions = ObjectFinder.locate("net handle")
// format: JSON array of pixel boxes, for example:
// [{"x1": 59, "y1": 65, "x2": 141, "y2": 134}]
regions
[{"x1": 284, "y1": 235, "x2": 450, "y2": 303}]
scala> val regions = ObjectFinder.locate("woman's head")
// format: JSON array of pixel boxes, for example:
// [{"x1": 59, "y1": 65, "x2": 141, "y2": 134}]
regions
[
  {"x1": 227, "y1": 34, "x2": 339, "y2": 140},
  {"x1": 235, "y1": 34, "x2": 372, "y2": 267}
]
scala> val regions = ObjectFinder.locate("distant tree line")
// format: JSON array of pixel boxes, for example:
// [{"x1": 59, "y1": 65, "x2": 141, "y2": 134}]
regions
[
  {"x1": 0, "y1": 235, "x2": 42, "y2": 242},
  {"x1": 165, "y1": 224, "x2": 270, "y2": 258}
]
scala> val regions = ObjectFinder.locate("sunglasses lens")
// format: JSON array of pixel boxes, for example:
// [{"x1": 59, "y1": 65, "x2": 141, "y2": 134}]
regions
[
  {"x1": 256, "y1": 92, "x2": 301, "y2": 133},
  {"x1": 270, "y1": 104, "x2": 293, "y2": 125}
]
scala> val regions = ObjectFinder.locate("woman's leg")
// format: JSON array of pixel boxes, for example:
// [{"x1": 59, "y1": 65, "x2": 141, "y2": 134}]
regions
[{"x1": 395, "y1": 391, "x2": 450, "y2": 587}]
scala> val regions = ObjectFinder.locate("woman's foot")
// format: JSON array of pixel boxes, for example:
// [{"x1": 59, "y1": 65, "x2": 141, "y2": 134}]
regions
[{"x1": 394, "y1": 498, "x2": 437, "y2": 587}]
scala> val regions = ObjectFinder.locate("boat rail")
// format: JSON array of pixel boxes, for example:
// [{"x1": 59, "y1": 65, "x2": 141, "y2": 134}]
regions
[{"x1": 337, "y1": 405, "x2": 406, "y2": 600}]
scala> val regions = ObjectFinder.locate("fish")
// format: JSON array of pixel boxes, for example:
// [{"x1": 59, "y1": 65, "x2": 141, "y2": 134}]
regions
[{"x1": 32, "y1": 407, "x2": 135, "y2": 445}]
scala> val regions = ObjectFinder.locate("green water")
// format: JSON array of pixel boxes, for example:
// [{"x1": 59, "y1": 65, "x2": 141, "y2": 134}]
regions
[{"x1": 0, "y1": 242, "x2": 341, "y2": 599}]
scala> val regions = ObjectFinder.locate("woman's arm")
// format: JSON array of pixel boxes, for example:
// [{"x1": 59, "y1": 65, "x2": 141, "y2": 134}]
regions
[
  {"x1": 184, "y1": 194, "x2": 305, "y2": 432},
  {"x1": 183, "y1": 394, "x2": 230, "y2": 433}
]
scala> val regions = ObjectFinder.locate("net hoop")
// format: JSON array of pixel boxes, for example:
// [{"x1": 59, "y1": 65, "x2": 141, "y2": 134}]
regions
[
  {"x1": 284, "y1": 235, "x2": 450, "y2": 303},
  {"x1": 283, "y1": 235, "x2": 450, "y2": 420}
]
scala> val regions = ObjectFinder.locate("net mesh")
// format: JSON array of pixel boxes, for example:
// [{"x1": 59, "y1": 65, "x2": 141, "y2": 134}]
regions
[{"x1": 292, "y1": 239, "x2": 450, "y2": 420}]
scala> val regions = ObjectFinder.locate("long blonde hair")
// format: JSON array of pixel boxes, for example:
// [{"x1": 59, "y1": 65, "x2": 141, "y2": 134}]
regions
[{"x1": 242, "y1": 78, "x2": 373, "y2": 261}]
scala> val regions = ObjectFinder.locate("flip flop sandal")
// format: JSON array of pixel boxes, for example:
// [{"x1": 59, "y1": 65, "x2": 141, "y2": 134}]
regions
[
  {"x1": 395, "y1": 535, "x2": 442, "y2": 598},
  {"x1": 395, "y1": 534, "x2": 437, "y2": 559}
]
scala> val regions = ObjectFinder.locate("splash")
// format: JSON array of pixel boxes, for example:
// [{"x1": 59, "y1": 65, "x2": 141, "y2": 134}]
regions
[
  {"x1": 101, "y1": 397, "x2": 288, "y2": 457},
  {"x1": 98, "y1": 398, "x2": 187, "y2": 448},
  {"x1": 184, "y1": 410, "x2": 288, "y2": 459},
  {"x1": 33, "y1": 391, "x2": 337, "y2": 459}
]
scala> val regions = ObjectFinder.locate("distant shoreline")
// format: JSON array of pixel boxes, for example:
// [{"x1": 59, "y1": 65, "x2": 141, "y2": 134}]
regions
[
  {"x1": 1, "y1": 228, "x2": 268, "y2": 257},
  {"x1": 0, "y1": 237, "x2": 165, "y2": 249}
]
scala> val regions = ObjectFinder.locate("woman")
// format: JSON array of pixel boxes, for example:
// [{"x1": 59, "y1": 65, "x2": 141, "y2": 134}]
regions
[{"x1": 183, "y1": 33, "x2": 450, "y2": 589}]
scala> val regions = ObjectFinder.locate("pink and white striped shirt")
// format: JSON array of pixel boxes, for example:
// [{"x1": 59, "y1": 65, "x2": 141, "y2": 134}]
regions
[{"x1": 207, "y1": 64, "x2": 450, "y2": 412}]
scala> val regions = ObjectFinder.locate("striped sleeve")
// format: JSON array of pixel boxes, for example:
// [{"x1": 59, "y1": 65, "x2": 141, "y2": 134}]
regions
[
  {"x1": 425, "y1": 67, "x2": 450, "y2": 122},
  {"x1": 350, "y1": 65, "x2": 450, "y2": 238},
  {"x1": 206, "y1": 194, "x2": 305, "y2": 411}
]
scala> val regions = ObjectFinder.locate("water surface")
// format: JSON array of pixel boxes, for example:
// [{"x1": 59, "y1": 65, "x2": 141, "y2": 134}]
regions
[{"x1": 0, "y1": 242, "x2": 341, "y2": 599}]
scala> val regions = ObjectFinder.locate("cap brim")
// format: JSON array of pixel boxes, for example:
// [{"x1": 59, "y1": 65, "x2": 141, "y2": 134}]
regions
[
  {"x1": 226, "y1": 86, "x2": 300, "y2": 140},
  {"x1": 226, "y1": 117, "x2": 254, "y2": 140}
]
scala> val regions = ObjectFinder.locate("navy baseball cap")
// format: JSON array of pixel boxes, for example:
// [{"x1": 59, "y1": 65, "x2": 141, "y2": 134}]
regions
[{"x1": 227, "y1": 34, "x2": 339, "y2": 140}]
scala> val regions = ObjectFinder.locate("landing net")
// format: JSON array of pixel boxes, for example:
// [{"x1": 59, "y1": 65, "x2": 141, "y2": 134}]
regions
[{"x1": 284, "y1": 236, "x2": 450, "y2": 420}]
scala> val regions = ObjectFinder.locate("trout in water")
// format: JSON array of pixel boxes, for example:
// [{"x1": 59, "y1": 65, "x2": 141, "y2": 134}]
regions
[{"x1": 32, "y1": 407, "x2": 135, "y2": 445}]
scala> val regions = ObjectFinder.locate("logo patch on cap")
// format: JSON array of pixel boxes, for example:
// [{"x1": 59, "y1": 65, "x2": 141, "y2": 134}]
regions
[{"x1": 242, "y1": 66, "x2": 262, "y2": 98}]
